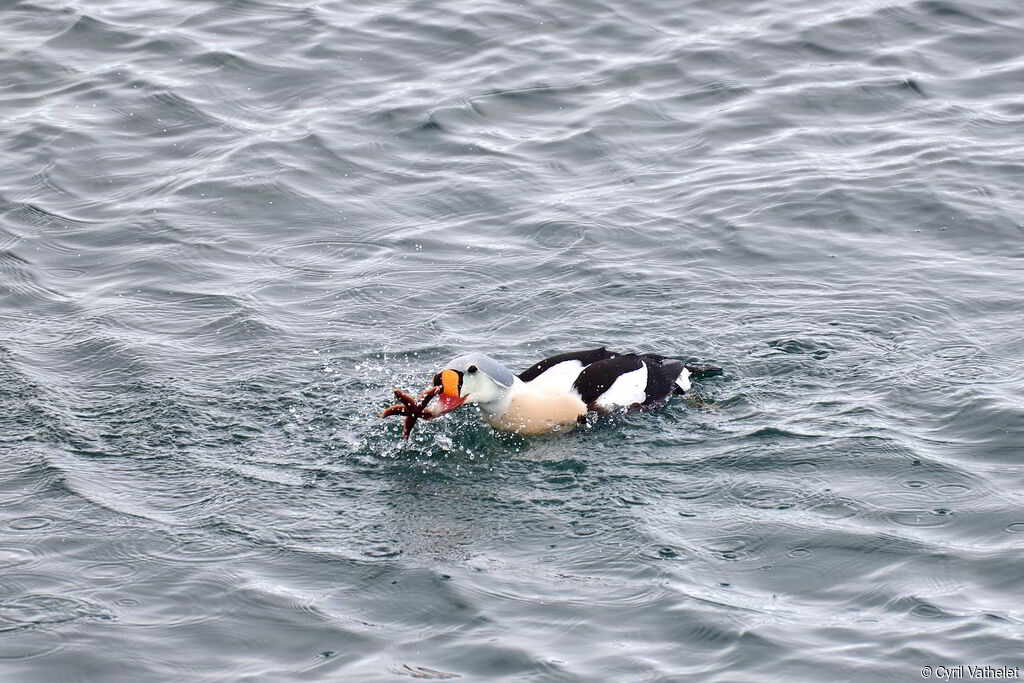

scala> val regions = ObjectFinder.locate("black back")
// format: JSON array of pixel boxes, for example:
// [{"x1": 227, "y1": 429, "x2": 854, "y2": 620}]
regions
[
  {"x1": 643, "y1": 356, "x2": 685, "y2": 405},
  {"x1": 517, "y1": 347, "x2": 620, "y2": 383},
  {"x1": 573, "y1": 353, "x2": 687, "y2": 407},
  {"x1": 572, "y1": 354, "x2": 644, "y2": 405}
]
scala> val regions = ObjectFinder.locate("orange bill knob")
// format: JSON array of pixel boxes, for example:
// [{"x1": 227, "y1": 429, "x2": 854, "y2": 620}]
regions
[{"x1": 440, "y1": 368, "x2": 461, "y2": 398}]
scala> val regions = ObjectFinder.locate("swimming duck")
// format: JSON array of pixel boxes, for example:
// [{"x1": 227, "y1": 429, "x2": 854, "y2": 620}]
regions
[{"x1": 423, "y1": 347, "x2": 721, "y2": 435}]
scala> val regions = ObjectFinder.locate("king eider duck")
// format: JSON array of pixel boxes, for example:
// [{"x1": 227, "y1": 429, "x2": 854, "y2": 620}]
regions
[{"x1": 426, "y1": 347, "x2": 722, "y2": 435}]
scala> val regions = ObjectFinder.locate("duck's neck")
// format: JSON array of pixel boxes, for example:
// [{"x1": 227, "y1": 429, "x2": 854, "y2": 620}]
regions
[{"x1": 476, "y1": 377, "x2": 522, "y2": 419}]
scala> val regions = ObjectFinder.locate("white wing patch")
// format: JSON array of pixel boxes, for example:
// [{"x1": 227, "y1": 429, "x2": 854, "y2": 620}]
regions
[
  {"x1": 594, "y1": 363, "x2": 648, "y2": 410},
  {"x1": 521, "y1": 360, "x2": 585, "y2": 395},
  {"x1": 675, "y1": 367, "x2": 691, "y2": 393}
]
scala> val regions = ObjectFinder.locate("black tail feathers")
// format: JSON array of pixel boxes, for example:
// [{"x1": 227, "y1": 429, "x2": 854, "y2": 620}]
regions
[
  {"x1": 683, "y1": 363, "x2": 724, "y2": 377},
  {"x1": 671, "y1": 363, "x2": 724, "y2": 395}
]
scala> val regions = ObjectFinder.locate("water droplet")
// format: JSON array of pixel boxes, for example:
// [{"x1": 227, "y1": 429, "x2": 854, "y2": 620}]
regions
[
  {"x1": 910, "y1": 604, "x2": 948, "y2": 619},
  {"x1": 8, "y1": 517, "x2": 53, "y2": 531},
  {"x1": 888, "y1": 509, "x2": 953, "y2": 528}
]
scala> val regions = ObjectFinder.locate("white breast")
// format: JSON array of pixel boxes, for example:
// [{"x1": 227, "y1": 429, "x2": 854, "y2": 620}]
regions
[{"x1": 593, "y1": 364, "x2": 648, "y2": 410}]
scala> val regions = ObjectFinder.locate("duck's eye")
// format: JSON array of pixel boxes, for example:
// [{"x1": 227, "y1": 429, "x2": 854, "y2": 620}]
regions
[{"x1": 467, "y1": 365, "x2": 478, "y2": 374}]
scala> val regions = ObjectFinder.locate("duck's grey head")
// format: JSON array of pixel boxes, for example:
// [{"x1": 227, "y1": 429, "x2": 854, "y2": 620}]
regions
[{"x1": 431, "y1": 353, "x2": 515, "y2": 415}]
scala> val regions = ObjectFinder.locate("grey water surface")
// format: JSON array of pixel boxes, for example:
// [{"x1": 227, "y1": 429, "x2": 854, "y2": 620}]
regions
[{"x1": 2, "y1": 0, "x2": 1023, "y2": 680}]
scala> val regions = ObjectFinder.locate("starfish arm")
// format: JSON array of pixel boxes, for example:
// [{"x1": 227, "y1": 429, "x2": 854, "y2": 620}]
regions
[
  {"x1": 380, "y1": 404, "x2": 409, "y2": 418},
  {"x1": 403, "y1": 414, "x2": 417, "y2": 439},
  {"x1": 392, "y1": 388, "x2": 419, "y2": 406}
]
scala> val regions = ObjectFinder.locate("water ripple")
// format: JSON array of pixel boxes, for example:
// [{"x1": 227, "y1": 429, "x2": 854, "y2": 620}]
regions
[{"x1": 1, "y1": 0, "x2": 1023, "y2": 678}]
